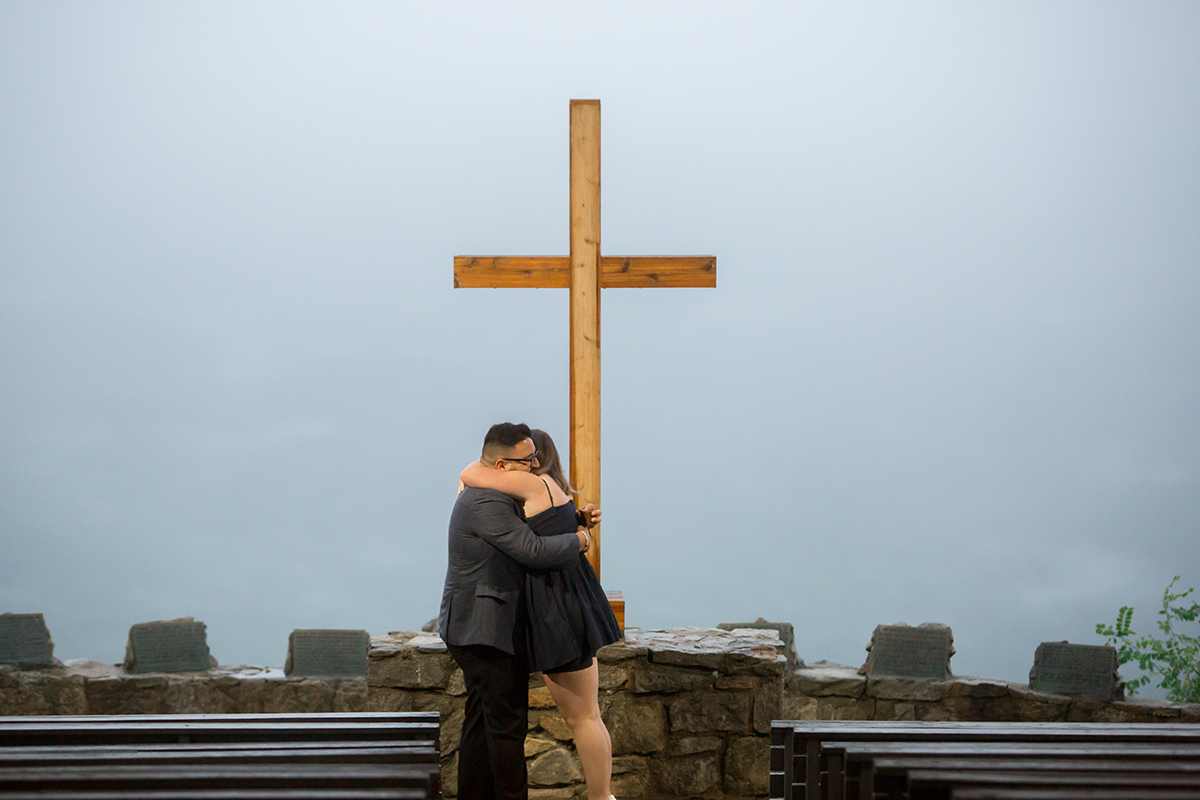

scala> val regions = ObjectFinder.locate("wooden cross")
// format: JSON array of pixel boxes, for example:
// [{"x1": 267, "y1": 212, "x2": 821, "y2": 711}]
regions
[{"x1": 453, "y1": 99, "x2": 716, "y2": 585}]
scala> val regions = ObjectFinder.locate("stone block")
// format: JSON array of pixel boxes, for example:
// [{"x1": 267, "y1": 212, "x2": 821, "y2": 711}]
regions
[
  {"x1": 604, "y1": 692, "x2": 667, "y2": 754},
  {"x1": 716, "y1": 675, "x2": 759, "y2": 690},
  {"x1": 874, "y1": 700, "x2": 916, "y2": 721},
  {"x1": 725, "y1": 736, "x2": 770, "y2": 796},
  {"x1": 718, "y1": 618, "x2": 800, "y2": 671},
  {"x1": 525, "y1": 736, "x2": 559, "y2": 757},
  {"x1": 866, "y1": 677, "x2": 952, "y2": 702},
  {"x1": 611, "y1": 757, "x2": 651, "y2": 799},
  {"x1": 782, "y1": 692, "x2": 875, "y2": 721},
  {"x1": 42, "y1": 673, "x2": 87, "y2": 715},
  {"x1": 629, "y1": 662, "x2": 714, "y2": 694},
  {"x1": 1006, "y1": 683, "x2": 1072, "y2": 722},
  {"x1": 668, "y1": 689, "x2": 752, "y2": 733},
  {"x1": 790, "y1": 663, "x2": 866, "y2": 697},
  {"x1": 597, "y1": 637, "x2": 649, "y2": 662},
  {"x1": 670, "y1": 736, "x2": 722, "y2": 756},
  {"x1": 85, "y1": 675, "x2": 168, "y2": 714},
  {"x1": 368, "y1": 650, "x2": 454, "y2": 689},
  {"x1": 753, "y1": 678, "x2": 784, "y2": 733},
  {"x1": 536, "y1": 711, "x2": 574, "y2": 741},
  {"x1": 368, "y1": 686, "x2": 416, "y2": 712},
  {"x1": 598, "y1": 661, "x2": 629, "y2": 690},
  {"x1": 528, "y1": 747, "x2": 583, "y2": 786},
  {"x1": 610, "y1": 769, "x2": 650, "y2": 799},
  {"x1": 653, "y1": 751, "x2": 721, "y2": 797},
  {"x1": 440, "y1": 706, "x2": 465, "y2": 755},
  {"x1": 441, "y1": 751, "x2": 458, "y2": 798},
  {"x1": 947, "y1": 677, "x2": 1011, "y2": 698},
  {"x1": 529, "y1": 789, "x2": 580, "y2": 800},
  {"x1": 414, "y1": 690, "x2": 465, "y2": 719},
  {"x1": 528, "y1": 681, "x2": 557, "y2": 708},
  {"x1": 612, "y1": 755, "x2": 649, "y2": 775},
  {"x1": 333, "y1": 680, "x2": 367, "y2": 711}
]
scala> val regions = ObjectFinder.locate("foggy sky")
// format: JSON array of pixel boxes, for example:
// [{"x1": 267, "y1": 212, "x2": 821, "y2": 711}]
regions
[{"x1": 2, "y1": 1, "x2": 1198, "y2": 698}]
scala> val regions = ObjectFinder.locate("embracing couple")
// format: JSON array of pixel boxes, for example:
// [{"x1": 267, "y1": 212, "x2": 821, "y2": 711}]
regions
[{"x1": 438, "y1": 422, "x2": 622, "y2": 800}]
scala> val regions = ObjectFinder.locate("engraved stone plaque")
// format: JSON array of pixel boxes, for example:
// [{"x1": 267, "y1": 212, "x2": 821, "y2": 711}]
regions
[
  {"x1": 0, "y1": 613, "x2": 55, "y2": 666},
  {"x1": 862, "y1": 623, "x2": 953, "y2": 680},
  {"x1": 124, "y1": 618, "x2": 214, "y2": 673},
  {"x1": 286, "y1": 629, "x2": 369, "y2": 678},
  {"x1": 1029, "y1": 642, "x2": 1121, "y2": 700}
]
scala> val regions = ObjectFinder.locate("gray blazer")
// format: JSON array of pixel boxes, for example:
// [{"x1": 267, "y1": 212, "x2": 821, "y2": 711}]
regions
[{"x1": 438, "y1": 487, "x2": 579, "y2": 654}]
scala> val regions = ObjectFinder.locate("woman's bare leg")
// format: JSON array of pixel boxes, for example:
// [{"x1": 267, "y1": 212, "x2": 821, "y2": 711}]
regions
[{"x1": 543, "y1": 660, "x2": 612, "y2": 800}]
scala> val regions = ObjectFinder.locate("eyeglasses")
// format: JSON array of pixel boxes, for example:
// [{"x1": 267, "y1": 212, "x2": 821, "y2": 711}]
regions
[{"x1": 505, "y1": 450, "x2": 539, "y2": 465}]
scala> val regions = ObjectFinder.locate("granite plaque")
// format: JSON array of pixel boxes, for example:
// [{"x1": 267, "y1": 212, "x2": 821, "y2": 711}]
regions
[
  {"x1": 125, "y1": 618, "x2": 214, "y2": 673},
  {"x1": 0, "y1": 613, "x2": 55, "y2": 666},
  {"x1": 718, "y1": 618, "x2": 801, "y2": 670},
  {"x1": 286, "y1": 629, "x2": 369, "y2": 678},
  {"x1": 861, "y1": 623, "x2": 953, "y2": 680},
  {"x1": 1029, "y1": 642, "x2": 1121, "y2": 700}
]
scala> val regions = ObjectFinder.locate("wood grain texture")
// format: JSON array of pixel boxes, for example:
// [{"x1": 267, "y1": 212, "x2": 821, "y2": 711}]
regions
[
  {"x1": 601, "y1": 256, "x2": 716, "y2": 288},
  {"x1": 570, "y1": 99, "x2": 603, "y2": 579},
  {"x1": 453, "y1": 256, "x2": 569, "y2": 288},
  {"x1": 454, "y1": 255, "x2": 716, "y2": 289}
]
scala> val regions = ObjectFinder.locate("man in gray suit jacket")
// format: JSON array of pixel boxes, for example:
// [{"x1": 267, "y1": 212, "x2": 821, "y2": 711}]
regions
[{"x1": 439, "y1": 422, "x2": 593, "y2": 800}]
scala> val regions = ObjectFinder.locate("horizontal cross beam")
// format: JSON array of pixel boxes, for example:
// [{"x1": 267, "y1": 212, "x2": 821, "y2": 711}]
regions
[{"x1": 453, "y1": 256, "x2": 716, "y2": 289}]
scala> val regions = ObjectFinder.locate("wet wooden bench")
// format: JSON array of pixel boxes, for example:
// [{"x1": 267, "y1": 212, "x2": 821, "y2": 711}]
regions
[
  {"x1": 0, "y1": 713, "x2": 441, "y2": 799},
  {"x1": 770, "y1": 721, "x2": 1200, "y2": 800}
]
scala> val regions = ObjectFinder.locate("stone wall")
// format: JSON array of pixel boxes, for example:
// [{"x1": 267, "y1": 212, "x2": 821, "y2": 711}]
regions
[
  {"x1": 367, "y1": 627, "x2": 786, "y2": 800},
  {"x1": 787, "y1": 661, "x2": 1200, "y2": 725},
  {"x1": 4, "y1": 627, "x2": 1198, "y2": 800}
]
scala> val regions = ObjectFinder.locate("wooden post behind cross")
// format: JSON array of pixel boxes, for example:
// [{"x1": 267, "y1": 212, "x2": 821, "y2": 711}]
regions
[{"x1": 454, "y1": 100, "x2": 716, "y2": 626}]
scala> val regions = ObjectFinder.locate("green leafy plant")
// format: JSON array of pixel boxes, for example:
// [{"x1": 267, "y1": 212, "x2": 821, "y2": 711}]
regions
[{"x1": 1096, "y1": 576, "x2": 1200, "y2": 703}]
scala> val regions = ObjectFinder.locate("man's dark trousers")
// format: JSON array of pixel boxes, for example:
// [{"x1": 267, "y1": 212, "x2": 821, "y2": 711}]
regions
[{"x1": 447, "y1": 643, "x2": 530, "y2": 800}]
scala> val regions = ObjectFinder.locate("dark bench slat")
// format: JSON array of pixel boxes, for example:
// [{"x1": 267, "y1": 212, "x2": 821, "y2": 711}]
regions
[
  {"x1": 0, "y1": 722, "x2": 439, "y2": 747},
  {"x1": 951, "y1": 788, "x2": 1200, "y2": 800},
  {"x1": 0, "y1": 713, "x2": 439, "y2": 725},
  {"x1": 830, "y1": 742, "x2": 1200, "y2": 800},
  {"x1": 0, "y1": 763, "x2": 439, "y2": 791},
  {"x1": 0, "y1": 743, "x2": 439, "y2": 767},
  {"x1": 0, "y1": 791, "x2": 426, "y2": 800},
  {"x1": 771, "y1": 721, "x2": 1200, "y2": 800},
  {"x1": 903, "y1": 766, "x2": 1200, "y2": 797}
]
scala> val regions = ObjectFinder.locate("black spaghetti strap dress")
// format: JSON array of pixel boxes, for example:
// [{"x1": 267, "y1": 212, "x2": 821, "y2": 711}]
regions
[{"x1": 524, "y1": 498, "x2": 621, "y2": 673}]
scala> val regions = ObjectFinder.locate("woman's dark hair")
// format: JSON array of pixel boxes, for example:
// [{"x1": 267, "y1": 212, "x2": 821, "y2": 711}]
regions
[
  {"x1": 530, "y1": 429, "x2": 575, "y2": 496},
  {"x1": 481, "y1": 422, "x2": 532, "y2": 465}
]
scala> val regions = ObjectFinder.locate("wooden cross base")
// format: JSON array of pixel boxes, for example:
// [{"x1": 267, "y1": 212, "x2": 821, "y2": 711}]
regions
[{"x1": 606, "y1": 590, "x2": 625, "y2": 635}]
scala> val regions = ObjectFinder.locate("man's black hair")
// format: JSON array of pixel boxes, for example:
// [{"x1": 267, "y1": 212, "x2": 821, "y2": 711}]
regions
[{"x1": 481, "y1": 422, "x2": 533, "y2": 463}]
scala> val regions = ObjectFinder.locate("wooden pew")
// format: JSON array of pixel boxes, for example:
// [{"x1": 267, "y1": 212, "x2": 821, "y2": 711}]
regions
[
  {"x1": 0, "y1": 713, "x2": 441, "y2": 799},
  {"x1": 770, "y1": 721, "x2": 1200, "y2": 800},
  {"x1": 952, "y1": 789, "x2": 1200, "y2": 800},
  {"x1": 0, "y1": 719, "x2": 439, "y2": 747},
  {"x1": 869, "y1": 755, "x2": 1200, "y2": 800},
  {"x1": 825, "y1": 740, "x2": 1200, "y2": 800}
]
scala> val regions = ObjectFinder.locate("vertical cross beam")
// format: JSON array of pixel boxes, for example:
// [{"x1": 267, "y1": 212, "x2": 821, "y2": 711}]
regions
[{"x1": 569, "y1": 100, "x2": 603, "y2": 575}]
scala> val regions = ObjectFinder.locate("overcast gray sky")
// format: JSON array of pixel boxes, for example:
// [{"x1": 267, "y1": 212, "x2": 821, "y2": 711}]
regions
[{"x1": 2, "y1": 2, "x2": 1198, "y2": 697}]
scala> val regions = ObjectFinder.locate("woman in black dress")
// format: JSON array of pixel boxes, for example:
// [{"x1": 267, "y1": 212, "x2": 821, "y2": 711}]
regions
[{"x1": 460, "y1": 429, "x2": 621, "y2": 800}]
